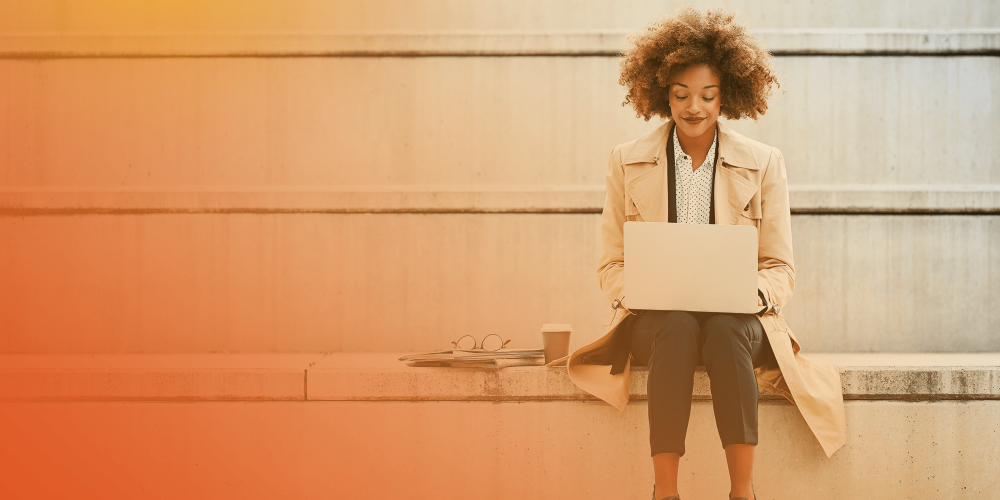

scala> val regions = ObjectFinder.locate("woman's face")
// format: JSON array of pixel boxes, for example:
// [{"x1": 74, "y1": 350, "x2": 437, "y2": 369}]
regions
[{"x1": 668, "y1": 64, "x2": 722, "y2": 140}]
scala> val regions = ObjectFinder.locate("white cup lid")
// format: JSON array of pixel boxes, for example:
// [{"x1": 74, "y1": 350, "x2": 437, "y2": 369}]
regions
[{"x1": 541, "y1": 323, "x2": 572, "y2": 333}]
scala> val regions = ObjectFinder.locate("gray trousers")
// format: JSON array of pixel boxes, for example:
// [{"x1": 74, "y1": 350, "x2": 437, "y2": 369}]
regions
[{"x1": 627, "y1": 310, "x2": 776, "y2": 457}]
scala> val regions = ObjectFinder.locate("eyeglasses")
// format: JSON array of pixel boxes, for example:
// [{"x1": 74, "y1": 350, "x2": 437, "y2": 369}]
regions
[{"x1": 451, "y1": 334, "x2": 511, "y2": 352}]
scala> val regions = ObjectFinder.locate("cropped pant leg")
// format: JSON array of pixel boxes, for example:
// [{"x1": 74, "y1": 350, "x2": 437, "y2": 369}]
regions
[
  {"x1": 629, "y1": 310, "x2": 776, "y2": 457},
  {"x1": 699, "y1": 313, "x2": 774, "y2": 448},
  {"x1": 627, "y1": 310, "x2": 702, "y2": 457}
]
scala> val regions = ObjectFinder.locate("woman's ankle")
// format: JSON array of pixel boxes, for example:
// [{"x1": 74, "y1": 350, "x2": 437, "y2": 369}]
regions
[
  {"x1": 729, "y1": 485, "x2": 754, "y2": 499},
  {"x1": 655, "y1": 483, "x2": 679, "y2": 499}
]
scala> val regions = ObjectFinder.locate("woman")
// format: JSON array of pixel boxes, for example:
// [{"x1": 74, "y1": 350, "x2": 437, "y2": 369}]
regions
[{"x1": 559, "y1": 7, "x2": 847, "y2": 500}]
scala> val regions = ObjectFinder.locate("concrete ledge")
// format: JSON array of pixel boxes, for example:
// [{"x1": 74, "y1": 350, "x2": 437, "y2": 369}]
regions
[
  {"x1": 0, "y1": 354, "x2": 325, "y2": 401},
  {"x1": 9, "y1": 352, "x2": 987, "y2": 402},
  {"x1": 1, "y1": 29, "x2": 998, "y2": 58},
  {"x1": 1, "y1": 352, "x2": 998, "y2": 498},
  {"x1": 2, "y1": 352, "x2": 996, "y2": 402},
  {"x1": 3, "y1": 185, "x2": 999, "y2": 215},
  {"x1": 309, "y1": 352, "x2": 1000, "y2": 402}
]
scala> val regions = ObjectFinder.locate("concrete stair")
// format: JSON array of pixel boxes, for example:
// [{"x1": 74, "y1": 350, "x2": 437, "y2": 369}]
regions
[{"x1": 2, "y1": 33, "x2": 999, "y2": 352}]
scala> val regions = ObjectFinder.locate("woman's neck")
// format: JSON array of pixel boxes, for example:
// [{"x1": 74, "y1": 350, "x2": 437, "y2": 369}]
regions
[{"x1": 675, "y1": 122, "x2": 716, "y2": 159}]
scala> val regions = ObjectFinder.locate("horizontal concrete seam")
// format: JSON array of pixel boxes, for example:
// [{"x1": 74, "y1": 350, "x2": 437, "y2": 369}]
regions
[
  {"x1": 2, "y1": 395, "x2": 996, "y2": 402},
  {"x1": 4, "y1": 208, "x2": 1000, "y2": 216},
  {"x1": 307, "y1": 395, "x2": 768, "y2": 402},
  {"x1": 0, "y1": 396, "x2": 309, "y2": 402},
  {"x1": 254, "y1": 394, "x2": 1000, "y2": 402},
  {"x1": 0, "y1": 208, "x2": 602, "y2": 215},
  {"x1": 3, "y1": 51, "x2": 999, "y2": 59},
  {"x1": 1, "y1": 30, "x2": 998, "y2": 58},
  {"x1": 4, "y1": 186, "x2": 999, "y2": 214},
  {"x1": 843, "y1": 394, "x2": 1000, "y2": 401},
  {"x1": 791, "y1": 209, "x2": 1000, "y2": 215}
]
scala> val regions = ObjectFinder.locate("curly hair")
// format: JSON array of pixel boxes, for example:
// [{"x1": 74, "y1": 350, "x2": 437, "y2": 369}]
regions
[{"x1": 619, "y1": 6, "x2": 780, "y2": 121}]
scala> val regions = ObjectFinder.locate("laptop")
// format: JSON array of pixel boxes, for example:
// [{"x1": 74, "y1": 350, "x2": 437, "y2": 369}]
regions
[{"x1": 623, "y1": 221, "x2": 760, "y2": 314}]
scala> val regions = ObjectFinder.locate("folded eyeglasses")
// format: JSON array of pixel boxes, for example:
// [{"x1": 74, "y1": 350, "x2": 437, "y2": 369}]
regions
[{"x1": 450, "y1": 334, "x2": 511, "y2": 352}]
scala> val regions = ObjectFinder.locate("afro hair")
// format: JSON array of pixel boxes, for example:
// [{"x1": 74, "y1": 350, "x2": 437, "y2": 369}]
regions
[{"x1": 619, "y1": 6, "x2": 781, "y2": 121}]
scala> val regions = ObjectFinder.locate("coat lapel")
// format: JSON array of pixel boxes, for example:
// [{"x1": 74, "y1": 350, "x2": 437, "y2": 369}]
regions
[
  {"x1": 621, "y1": 120, "x2": 760, "y2": 224},
  {"x1": 621, "y1": 123, "x2": 669, "y2": 223}
]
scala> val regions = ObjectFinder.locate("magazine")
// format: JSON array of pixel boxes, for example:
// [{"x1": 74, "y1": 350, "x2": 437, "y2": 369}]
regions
[{"x1": 399, "y1": 348, "x2": 545, "y2": 368}]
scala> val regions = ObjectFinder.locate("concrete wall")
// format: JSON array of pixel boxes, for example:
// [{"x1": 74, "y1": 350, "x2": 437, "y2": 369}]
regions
[
  {"x1": 2, "y1": 56, "x2": 999, "y2": 186},
  {"x1": 3, "y1": 213, "x2": 997, "y2": 353},
  {"x1": 1, "y1": 2, "x2": 997, "y2": 353},
  {"x1": 2, "y1": 400, "x2": 998, "y2": 499}
]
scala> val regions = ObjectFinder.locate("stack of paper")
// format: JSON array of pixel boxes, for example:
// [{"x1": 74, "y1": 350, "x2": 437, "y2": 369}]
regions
[{"x1": 398, "y1": 348, "x2": 545, "y2": 368}]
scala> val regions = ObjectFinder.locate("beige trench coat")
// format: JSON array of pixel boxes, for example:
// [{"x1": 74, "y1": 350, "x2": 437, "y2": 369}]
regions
[{"x1": 554, "y1": 119, "x2": 846, "y2": 458}]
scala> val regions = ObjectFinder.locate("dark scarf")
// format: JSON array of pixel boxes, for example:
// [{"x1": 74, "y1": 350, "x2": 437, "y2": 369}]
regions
[{"x1": 667, "y1": 121, "x2": 719, "y2": 224}]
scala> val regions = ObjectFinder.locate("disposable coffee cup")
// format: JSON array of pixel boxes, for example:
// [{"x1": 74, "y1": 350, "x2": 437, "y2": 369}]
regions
[{"x1": 541, "y1": 324, "x2": 572, "y2": 366}]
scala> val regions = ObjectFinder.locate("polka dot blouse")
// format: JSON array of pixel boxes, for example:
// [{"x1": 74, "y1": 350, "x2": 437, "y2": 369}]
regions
[{"x1": 671, "y1": 125, "x2": 717, "y2": 224}]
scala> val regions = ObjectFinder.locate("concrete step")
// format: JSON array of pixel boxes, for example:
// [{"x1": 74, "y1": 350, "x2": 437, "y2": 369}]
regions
[
  {"x1": 1, "y1": 352, "x2": 997, "y2": 499},
  {"x1": 4, "y1": 30, "x2": 999, "y2": 57},
  {"x1": 1, "y1": 213, "x2": 997, "y2": 353},
  {"x1": 6, "y1": 185, "x2": 1000, "y2": 215},
  {"x1": 1, "y1": 56, "x2": 998, "y2": 186},
  {"x1": 2, "y1": 1, "x2": 997, "y2": 31}
]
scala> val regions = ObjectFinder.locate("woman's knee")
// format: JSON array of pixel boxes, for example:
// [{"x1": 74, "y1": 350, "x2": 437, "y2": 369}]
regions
[
  {"x1": 701, "y1": 314, "x2": 752, "y2": 353},
  {"x1": 639, "y1": 310, "x2": 698, "y2": 333},
  {"x1": 640, "y1": 310, "x2": 700, "y2": 346},
  {"x1": 630, "y1": 311, "x2": 699, "y2": 366}
]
